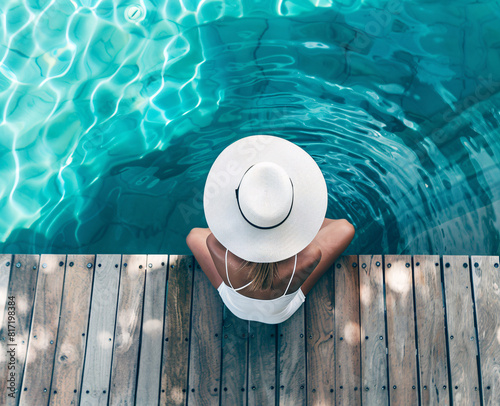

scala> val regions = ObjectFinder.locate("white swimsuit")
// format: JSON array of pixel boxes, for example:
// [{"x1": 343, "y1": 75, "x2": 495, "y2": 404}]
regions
[{"x1": 217, "y1": 248, "x2": 306, "y2": 324}]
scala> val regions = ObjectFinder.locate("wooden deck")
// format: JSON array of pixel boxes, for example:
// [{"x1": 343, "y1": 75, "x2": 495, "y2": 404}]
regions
[{"x1": 0, "y1": 254, "x2": 499, "y2": 405}]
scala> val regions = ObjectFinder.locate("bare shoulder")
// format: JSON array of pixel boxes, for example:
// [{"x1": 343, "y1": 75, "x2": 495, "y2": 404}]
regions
[
  {"x1": 206, "y1": 232, "x2": 218, "y2": 251},
  {"x1": 206, "y1": 232, "x2": 225, "y2": 264},
  {"x1": 295, "y1": 242, "x2": 322, "y2": 280}
]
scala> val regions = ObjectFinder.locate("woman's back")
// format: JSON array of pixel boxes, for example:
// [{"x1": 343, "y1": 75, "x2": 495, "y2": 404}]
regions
[{"x1": 207, "y1": 232, "x2": 322, "y2": 300}]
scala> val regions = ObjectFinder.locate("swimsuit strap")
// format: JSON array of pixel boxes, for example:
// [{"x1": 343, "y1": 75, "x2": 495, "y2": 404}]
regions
[
  {"x1": 225, "y1": 248, "x2": 253, "y2": 291},
  {"x1": 225, "y1": 248, "x2": 297, "y2": 295},
  {"x1": 282, "y1": 253, "x2": 298, "y2": 297}
]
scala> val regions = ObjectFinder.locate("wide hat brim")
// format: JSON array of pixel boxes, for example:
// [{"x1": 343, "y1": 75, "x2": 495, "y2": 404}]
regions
[{"x1": 203, "y1": 135, "x2": 328, "y2": 263}]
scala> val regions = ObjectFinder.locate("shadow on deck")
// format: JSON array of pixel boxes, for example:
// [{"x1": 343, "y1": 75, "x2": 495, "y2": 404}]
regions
[{"x1": 0, "y1": 254, "x2": 499, "y2": 405}]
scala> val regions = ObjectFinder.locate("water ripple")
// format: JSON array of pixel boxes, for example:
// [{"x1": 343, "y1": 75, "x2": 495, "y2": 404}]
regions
[{"x1": 0, "y1": 0, "x2": 499, "y2": 255}]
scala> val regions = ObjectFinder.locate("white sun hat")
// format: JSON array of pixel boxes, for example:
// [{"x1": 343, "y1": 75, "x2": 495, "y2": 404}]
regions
[{"x1": 203, "y1": 135, "x2": 328, "y2": 263}]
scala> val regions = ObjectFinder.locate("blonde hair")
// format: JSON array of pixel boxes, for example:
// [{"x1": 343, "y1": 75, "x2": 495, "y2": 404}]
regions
[{"x1": 237, "y1": 260, "x2": 280, "y2": 291}]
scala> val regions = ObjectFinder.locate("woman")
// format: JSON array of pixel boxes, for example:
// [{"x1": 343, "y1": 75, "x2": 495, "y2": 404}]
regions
[{"x1": 186, "y1": 135, "x2": 355, "y2": 324}]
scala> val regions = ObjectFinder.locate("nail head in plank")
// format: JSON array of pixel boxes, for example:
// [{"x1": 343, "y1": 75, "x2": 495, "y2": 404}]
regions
[
  {"x1": 335, "y1": 255, "x2": 361, "y2": 405},
  {"x1": 0, "y1": 254, "x2": 13, "y2": 326},
  {"x1": 109, "y1": 255, "x2": 147, "y2": 405},
  {"x1": 188, "y1": 260, "x2": 223, "y2": 405},
  {"x1": 0, "y1": 255, "x2": 39, "y2": 406},
  {"x1": 248, "y1": 322, "x2": 277, "y2": 406},
  {"x1": 19, "y1": 254, "x2": 66, "y2": 406},
  {"x1": 161, "y1": 255, "x2": 194, "y2": 406},
  {"x1": 305, "y1": 265, "x2": 335, "y2": 405},
  {"x1": 278, "y1": 303, "x2": 306, "y2": 406},
  {"x1": 471, "y1": 255, "x2": 500, "y2": 405},
  {"x1": 384, "y1": 255, "x2": 418, "y2": 405},
  {"x1": 359, "y1": 255, "x2": 388, "y2": 406},
  {"x1": 80, "y1": 254, "x2": 121, "y2": 405},
  {"x1": 413, "y1": 255, "x2": 449, "y2": 405},
  {"x1": 49, "y1": 255, "x2": 95, "y2": 406},
  {"x1": 443, "y1": 255, "x2": 480, "y2": 404},
  {"x1": 136, "y1": 255, "x2": 168, "y2": 406},
  {"x1": 221, "y1": 307, "x2": 248, "y2": 405}
]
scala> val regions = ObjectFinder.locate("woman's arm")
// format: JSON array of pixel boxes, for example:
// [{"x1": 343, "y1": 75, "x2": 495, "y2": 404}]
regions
[{"x1": 300, "y1": 219, "x2": 355, "y2": 295}]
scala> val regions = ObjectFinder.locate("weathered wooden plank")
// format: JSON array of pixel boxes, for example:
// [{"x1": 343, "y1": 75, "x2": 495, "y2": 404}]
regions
[
  {"x1": 248, "y1": 322, "x2": 277, "y2": 405},
  {"x1": 80, "y1": 254, "x2": 121, "y2": 406},
  {"x1": 49, "y1": 255, "x2": 95, "y2": 406},
  {"x1": 443, "y1": 255, "x2": 480, "y2": 405},
  {"x1": 136, "y1": 255, "x2": 168, "y2": 406},
  {"x1": 0, "y1": 255, "x2": 12, "y2": 327},
  {"x1": 161, "y1": 255, "x2": 194, "y2": 406},
  {"x1": 471, "y1": 255, "x2": 500, "y2": 406},
  {"x1": 384, "y1": 255, "x2": 418, "y2": 405},
  {"x1": 278, "y1": 304, "x2": 306, "y2": 406},
  {"x1": 413, "y1": 255, "x2": 450, "y2": 405},
  {"x1": 0, "y1": 255, "x2": 39, "y2": 405},
  {"x1": 0, "y1": 255, "x2": 12, "y2": 402},
  {"x1": 187, "y1": 260, "x2": 223, "y2": 405},
  {"x1": 305, "y1": 265, "x2": 335, "y2": 405},
  {"x1": 221, "y1": 307, "x2": 248, "y2": 405},
  {"x1": 109, "y1": 255, "x2": 146, "y2": 405},
  {"x1": 19, "y1": 254, "x2": 66, "y2": 406},
  {"x1": 335, "y1": 255, "x2": 361, "y2": 405},
  {"x1": 359, "y1": 255, "x2": 388, "y2": 406}
]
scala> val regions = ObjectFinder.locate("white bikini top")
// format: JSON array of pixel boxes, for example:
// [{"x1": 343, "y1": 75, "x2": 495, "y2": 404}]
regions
[{"x1": 225, "y1": 248, "x2": 297, "y2": 296}]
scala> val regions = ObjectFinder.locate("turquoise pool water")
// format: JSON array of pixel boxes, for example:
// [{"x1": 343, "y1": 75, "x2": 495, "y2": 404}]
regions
[{"x1": 1, "y1": 0, "x2": 499, "y2": 255}]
